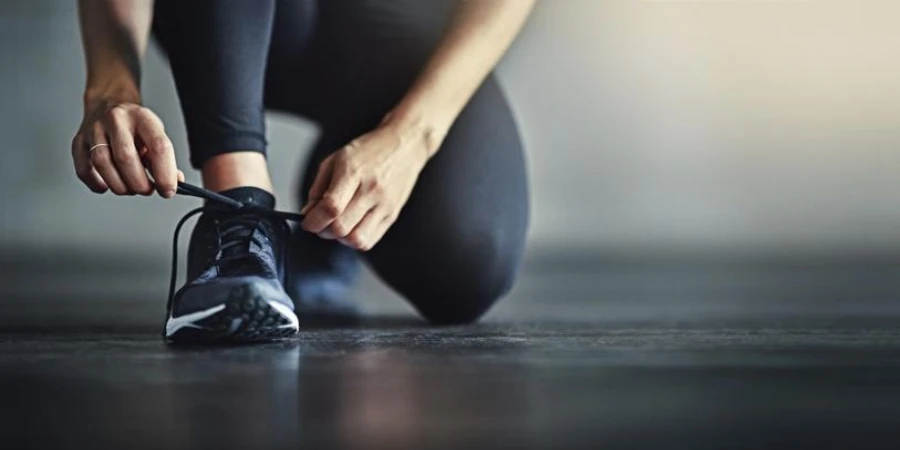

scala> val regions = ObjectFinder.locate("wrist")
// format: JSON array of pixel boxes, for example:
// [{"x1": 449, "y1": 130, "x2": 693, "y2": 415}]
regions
[
  {"x1": 381, "y1": 104, "x2": 449, "y2": 160},
  {"x1": 83, "y1": 73, "x2": 141, "y2": 111}
]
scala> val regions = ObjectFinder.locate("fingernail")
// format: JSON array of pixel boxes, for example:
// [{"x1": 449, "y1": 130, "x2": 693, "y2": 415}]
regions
[
  {"x1": 300, "y1": 204, "x2": 310, "y2": 214},
  {"x1": 163, "y1": 190, "x2": 175, "y2": 198},
  {"x1": 320, "y1": 230, "x2": 335, "y2": 240}
]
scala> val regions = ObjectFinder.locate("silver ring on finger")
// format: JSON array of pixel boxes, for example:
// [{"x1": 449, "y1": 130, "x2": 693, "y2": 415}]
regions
[{"x1": 89, "y1": 143, "x2": 110, "y2": 154}]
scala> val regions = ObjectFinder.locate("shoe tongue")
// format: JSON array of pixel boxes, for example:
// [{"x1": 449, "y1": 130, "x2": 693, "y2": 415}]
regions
[
  {"x1": 212, "y1": 187, "x2": 275, "y2": 210},
  {"x1": 209, "y1": 188, "x2": 277, "y2": 275}
]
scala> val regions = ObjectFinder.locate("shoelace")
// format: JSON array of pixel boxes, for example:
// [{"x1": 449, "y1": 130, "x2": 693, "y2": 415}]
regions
[
  {"x1": 215, "y1": 214, "x2": 270, "y2": 272},
  {"x1": 168, "y1": 182, "x2": 304, "y2": 309}
]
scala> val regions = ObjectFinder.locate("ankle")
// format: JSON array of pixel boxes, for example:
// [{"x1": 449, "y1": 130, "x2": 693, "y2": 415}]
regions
[{"x1": 201, "y1": 152, "x2": 274, "y2": 193}]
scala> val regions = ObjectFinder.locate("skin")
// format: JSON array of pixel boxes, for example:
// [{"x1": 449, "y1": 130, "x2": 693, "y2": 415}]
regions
[{"x1": 75, "y1": 0, "x2": 535, "y2": 251}]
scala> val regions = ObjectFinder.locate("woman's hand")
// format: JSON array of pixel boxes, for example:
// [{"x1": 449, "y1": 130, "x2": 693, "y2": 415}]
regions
[
  {"x1": 300, "y1": 121, "x2": 433, "y2": 251},
  {"x1": 72, "y1": 96, "x2": 182, "y2": 197}
]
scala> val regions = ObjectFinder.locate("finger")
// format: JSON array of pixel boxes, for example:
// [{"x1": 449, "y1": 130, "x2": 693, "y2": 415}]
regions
[
  {"x1": 365, "y1": 214, "x2": 397, "y2": 251},
  {"x1": 134, "y1": 110, "x2": 178, "y2": 197},
  {"x1": 104, "y1": 110, "x2": 153, "y2": 195},
  {"x1": 325, "y1": 190, "x2": 376, "y2": 240},
  {"x1": 301, "y1": 157, "x2": 334, "y2": 215},
  {"x1": 91, "y1": 145, "x2": 129, "y2": 195},
  {"x1": 140, "y1": 149, "x2": 185, "y2": 192},
  {"x1": 302, "y1": 157, "x2": 360, "y2": 233},
  {"x1": 71, "y1": 133, "x2": 108, "y2": 193},
  {"x1": 89, "y1": 127, "x2": 130, "y2": 195},
  {"x1": 341, "y1": 208, "x2": 391, "y2": 252}
]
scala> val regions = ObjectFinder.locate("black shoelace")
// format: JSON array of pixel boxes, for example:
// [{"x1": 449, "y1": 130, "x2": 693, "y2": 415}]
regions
[{"x1": 168, "y1": 182, "x2": 304, "y2": 309}]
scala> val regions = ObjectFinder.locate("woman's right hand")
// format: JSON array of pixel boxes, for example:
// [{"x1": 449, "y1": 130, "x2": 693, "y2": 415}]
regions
[{"x1": 72, "y1": 97, "x2": 183, "y2": 197}]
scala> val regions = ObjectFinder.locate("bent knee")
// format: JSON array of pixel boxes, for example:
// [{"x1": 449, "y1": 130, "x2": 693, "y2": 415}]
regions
[{"x1": 407, "y1": 244, "x2": 522, "y2": 325}]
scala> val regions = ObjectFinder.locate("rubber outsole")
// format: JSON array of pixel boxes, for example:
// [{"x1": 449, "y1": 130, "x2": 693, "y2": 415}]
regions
[{"x1": 166, "y1": 284, "x2": 299, "y2": 344}]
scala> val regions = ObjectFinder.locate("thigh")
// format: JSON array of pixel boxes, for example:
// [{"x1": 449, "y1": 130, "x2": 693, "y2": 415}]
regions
[{"x1": 281, "y1": 0, "x2": 455, "y2": 125}]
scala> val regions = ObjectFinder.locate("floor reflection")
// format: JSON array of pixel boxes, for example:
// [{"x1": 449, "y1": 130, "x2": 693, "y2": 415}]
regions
[
  {"x1": 295, "y1": 338, "x2": 532, "y2": 448},
  {"x1": 155, "y1": 341, "x2": 303, "y2": 448},
  {"x1": 152, "y1": 330, "x2": 533, "y2": 449}
]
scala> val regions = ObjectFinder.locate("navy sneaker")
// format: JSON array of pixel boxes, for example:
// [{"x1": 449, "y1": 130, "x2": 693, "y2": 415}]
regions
[
  {"x1": 165, "y1": 184, "x2": 301, "y2": 344},
  {"x1": 286, "y1": 222, "x2": 361, "y2": 319}
]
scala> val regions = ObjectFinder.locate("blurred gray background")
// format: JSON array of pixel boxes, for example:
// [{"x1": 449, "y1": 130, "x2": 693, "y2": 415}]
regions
[{"x1": 1, "y1": 0, "x2": 899, "y2": 320}]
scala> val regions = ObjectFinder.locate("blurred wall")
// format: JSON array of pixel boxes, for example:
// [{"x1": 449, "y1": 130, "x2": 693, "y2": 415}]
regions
[{"x1": 1, "y1": 0, "x2": 899, "y2": 259}]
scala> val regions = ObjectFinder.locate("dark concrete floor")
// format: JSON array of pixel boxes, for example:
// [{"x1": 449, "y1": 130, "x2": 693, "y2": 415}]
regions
[{"x1": 2, "y1": 254, "x2": 900, "y2": 449}]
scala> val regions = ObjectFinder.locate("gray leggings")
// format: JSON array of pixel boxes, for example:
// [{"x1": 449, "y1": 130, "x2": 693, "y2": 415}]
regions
[{"x1": 152, "y1": 0, "x2": 529, "y2": 324}]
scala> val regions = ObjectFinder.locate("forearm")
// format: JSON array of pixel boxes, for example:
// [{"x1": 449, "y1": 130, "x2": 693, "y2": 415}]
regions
[
  {"x1": 386, "y1": 0, "x2": 535, "y2": 157},
  {"x1": 78, "y1": 0, "x2": 154, "y2": 107}
]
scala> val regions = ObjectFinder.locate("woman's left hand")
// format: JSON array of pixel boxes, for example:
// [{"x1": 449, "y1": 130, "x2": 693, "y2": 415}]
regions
[{"x1": 300, "y1": 121, "x2": 433, "y2": 251}]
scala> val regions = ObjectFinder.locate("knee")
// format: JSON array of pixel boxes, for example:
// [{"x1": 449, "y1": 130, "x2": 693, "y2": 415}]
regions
[
  {"x1": 405, "y1": 232, "x2": 524, "y2": 326},
  {"x1": 413, "y1": 267, "x2": 517, "y2": 326}
]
